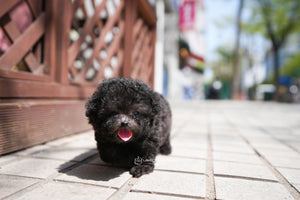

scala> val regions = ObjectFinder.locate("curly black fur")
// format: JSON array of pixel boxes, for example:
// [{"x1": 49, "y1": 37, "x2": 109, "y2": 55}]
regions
[{"x1": 86, "y1": 78, "x2": 172, "y2": 177}]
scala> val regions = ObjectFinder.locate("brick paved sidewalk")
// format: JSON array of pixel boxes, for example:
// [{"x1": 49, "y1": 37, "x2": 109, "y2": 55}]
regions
[{"x1": 0, "y1": 101, "x2": 300, "y2": 200}]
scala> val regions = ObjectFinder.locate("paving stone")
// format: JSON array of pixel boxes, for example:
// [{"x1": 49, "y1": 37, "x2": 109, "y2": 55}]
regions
[
  {"x1": 61, "y1": 132, "x2": 96, "y2": 149},
  {"x1": 44, "y1": 131, "x2": 93, "y2": 147},
  {"x1": 213, "y1": 152, "x2": 263, "y2": 165},
  {"x1": 264, "y1": 155, "x2": 300, "y2": 169},
  {"x1": 0, "y1": 175, "x2": 38, "y2": 199},
  {"x1": 2, "y1": 101, "x2": 300, "y2": 200},
  {"x1": 32, "y1": 147, "x2": 98, "y2": 162},
  {"x1": 0, "y1": 155, "x2": 18, "y2": 166},
  {"x1": 212, "y1": 143, "x2": 255, "y2": 154},
  {"x1": 123, "y1": 192, "x2": 201, "y2": 200},
  {"x1": 210, "y1": 127, "x2": 235, "y2": 132},
  {"x1": 171, "y1": 128, "x2": 181, "y2": 136},
  {"x1": 255, "y1": 147, "x2": 300, "y2": 158},
  {"x1": 294, "y1": 184, "x2": 300, "y2": 193},
  {"x1": 179, "y1": 125, "x2": 208, "y2": 133},
  {"x1": 251, "y1": 140, "x2": 295, "y2": 150},
  {"x1": 272, "y1": 135, "x2": 299, "y2": 143},
  {"x1": 173, "y1": 132, "x2": 206, "y2": 140},
  {"x1": 286, "y1": 141, "x2": 300, "y2": 152},
  {"x1": 277, "y1": 168, "x2": 300, "y2": 192},
  {"x1": 0, "y1": 157, "x2": 75, "y2": 179},
  {"x1": 238, "y1": 129, "x2": 267, "y2": 136},
  {"x1": 132, "y1": 171, "x2": 206, "y2": 198},
  {"x1": 45, "y1": 135, "x2": 81, "y2": 147},
  {"x1": 55, "y1": 164, "x2": 131, "y2": 188},
  {"x1": 212, "y1": 141, "x2": 250, "y2": 149},
  {"x1": 242, "y1": 136, "x2": 272, "y2": 143},
  {"x1": 211, "y1": 135, "x2": 245, "y2": 144},
  {"x1": 215, "y1": 177, "x2": 294, "y2": 200},
  {"x1": 214, "y1": 160, "x2": 277, "y2": 181},
  {"x1": 14, "y1": 181, "x2": 115, "y2": 200},
  {"x1": 172, "y1": 134, "x2": 206, "y2": 141},
  {"x1": 175, "y1": 132, "x2": 207, "y2": 140},
  {"x1": 264, "y1": 127, "x2": 294, "y2": 138},
  {"x1": 15, "y1": 145, "x2": 50, "y2": 156},
  {"x1": 170, "y1": 146, "x2": 206, "y2": 159},
  {"x1": 62, "y1": 138, "x2": 96, "y2": 149},
  {"x1": 171, "y1": 138, "x2": 207, "y2": 149},
  {"x1": 155, "y1": 155, "x2": 206, "y2": 173},
  {"x1": 210, "y1": 126, "x2": 233, "y2": 132}
]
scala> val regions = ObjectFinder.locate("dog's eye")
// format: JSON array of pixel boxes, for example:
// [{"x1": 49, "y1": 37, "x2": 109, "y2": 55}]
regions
[{"x1": 133, "y1": 111, "x2": 139, "y2": 117}]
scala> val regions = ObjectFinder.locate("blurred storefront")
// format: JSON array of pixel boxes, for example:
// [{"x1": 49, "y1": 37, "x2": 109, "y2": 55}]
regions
[{"x1": 159, "y1": 0, "x2": 206, "y2": 100}]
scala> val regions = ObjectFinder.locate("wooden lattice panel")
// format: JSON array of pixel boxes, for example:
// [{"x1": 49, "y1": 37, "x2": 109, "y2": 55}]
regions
[
  {"x1": 0, "y1": 0, "x2": 48, "y2": 81},
  {"x1": 0, "y1": 0, "x2": 156, "y2": 156},
  {"x1": 68, "y1": 0, "x2": 125, "y2": 85},
  {"x1": 131, "y1": 16, "x2": 155, "y2": 85}
]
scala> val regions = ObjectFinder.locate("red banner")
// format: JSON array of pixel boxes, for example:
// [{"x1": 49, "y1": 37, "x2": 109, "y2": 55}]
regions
[{"x1": 179, "y1": 0, "x2": 195, "y2": 30}]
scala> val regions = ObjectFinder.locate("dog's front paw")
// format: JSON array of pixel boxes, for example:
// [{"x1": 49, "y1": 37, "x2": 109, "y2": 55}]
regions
[{"x1": 130, "y1": 164, "x2": 154, "y2": 177}]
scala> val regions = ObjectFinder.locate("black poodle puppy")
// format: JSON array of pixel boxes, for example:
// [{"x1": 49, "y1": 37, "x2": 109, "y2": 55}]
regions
[{"x1": 86, "y1": 77, "x2": 172, "y2": 177}]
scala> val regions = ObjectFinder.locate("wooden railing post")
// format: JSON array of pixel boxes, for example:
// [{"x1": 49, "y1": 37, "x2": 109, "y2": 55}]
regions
[
  {"x1": 54, "y1": 0, "x2": 72, "y2": 84},
  {"x1": 44, "y1": 0, "x2": 57, "y2": 80},
  {"x1": 123, "y1": 0, "x2": 137, "y2": 77},
  {"x1": 150, "y1": 27, "x2": 156, "y2": 88}
]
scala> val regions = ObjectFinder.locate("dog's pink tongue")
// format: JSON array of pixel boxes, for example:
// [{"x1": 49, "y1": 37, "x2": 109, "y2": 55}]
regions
[{"x1": 118, "y1": 128, "x2": 132, "y2": 141}]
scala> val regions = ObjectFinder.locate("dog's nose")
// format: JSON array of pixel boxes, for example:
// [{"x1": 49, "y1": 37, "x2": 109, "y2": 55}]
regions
[{"x1": 121, "y1": 122, "x2": 129, "y2": 127}]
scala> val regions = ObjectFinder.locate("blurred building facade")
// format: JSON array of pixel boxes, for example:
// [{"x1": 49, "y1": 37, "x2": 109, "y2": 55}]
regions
[{"x1": 155, "y1": 0, "x2": 206, "y2": 99}]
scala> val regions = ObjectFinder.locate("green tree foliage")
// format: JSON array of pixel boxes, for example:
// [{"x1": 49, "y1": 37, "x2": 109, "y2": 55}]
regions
[
  {"x1": 244, "y1": 0, "x2": 300, "y2": 99},
  {"x1": 281, "y1": 52, "x2": 300, "y2": 77},
  {"x1": 212, "y1": 46, "x2": 234, "y2": 82},
  {"x1": 245, "y1": 0, "x2": 300, "y2": 39}
]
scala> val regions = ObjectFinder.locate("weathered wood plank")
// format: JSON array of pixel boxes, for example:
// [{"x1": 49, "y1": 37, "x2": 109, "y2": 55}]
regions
[
  {"x1": 0, "y1": 0, "x2": 19, "y2": 18},
  {"x1": 27, "y1": 0, "x2": 42, "y2": 18},
  {"x1": 0, "y1": 100, "x2": 91, "y2": 155},
  {"x1": 0, "y1": 78, "x2": 95, "y2": 98},
  {"x1": 123, "y1": 0, "x2": 137, "y2": 77},
  {"x1": 54, "y1": 0, "x2": 72, "y2": 84},
  {"x1": 4, "y1": 20, "x2": 40, "y2": 73},
  {"x1": 137, "y1": 0, "x2": 156, "y2": 27}
]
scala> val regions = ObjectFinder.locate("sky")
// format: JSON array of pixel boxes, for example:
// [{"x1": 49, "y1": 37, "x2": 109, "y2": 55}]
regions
[
  {"x1": 204, "y1": 0, "x2": 239, "y2": 62},
  {"x1": 201, "y1": 0, "x2": 239, "y2": 81},
  {"x1": 203, "y1": 0, "x2": 268, "y2": 85}
]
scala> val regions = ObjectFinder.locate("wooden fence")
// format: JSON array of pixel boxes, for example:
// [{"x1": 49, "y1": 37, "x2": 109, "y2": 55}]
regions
[{"x1": 0, "y1": 0, "x2": 156, "y2": 155}]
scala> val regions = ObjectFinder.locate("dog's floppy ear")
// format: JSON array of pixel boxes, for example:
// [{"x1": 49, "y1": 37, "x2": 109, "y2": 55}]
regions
[
  {"x1": 86, "y1": 80, "x2": 108, "y2": 124},
  {"x1": 85, "y1": 92, "x2": 100, "y2": 125},
  {"x1": 150, "y1": 92, "x2": 161, "y2": 115},
  {"x1": 134, "y1": 79, "x2": 161, "y2": 115}
]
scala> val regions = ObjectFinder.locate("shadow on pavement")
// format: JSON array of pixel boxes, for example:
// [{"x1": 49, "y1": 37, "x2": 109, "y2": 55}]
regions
[{"x1": 58, "y1": 149, "x2": 128, "y2": 182}]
